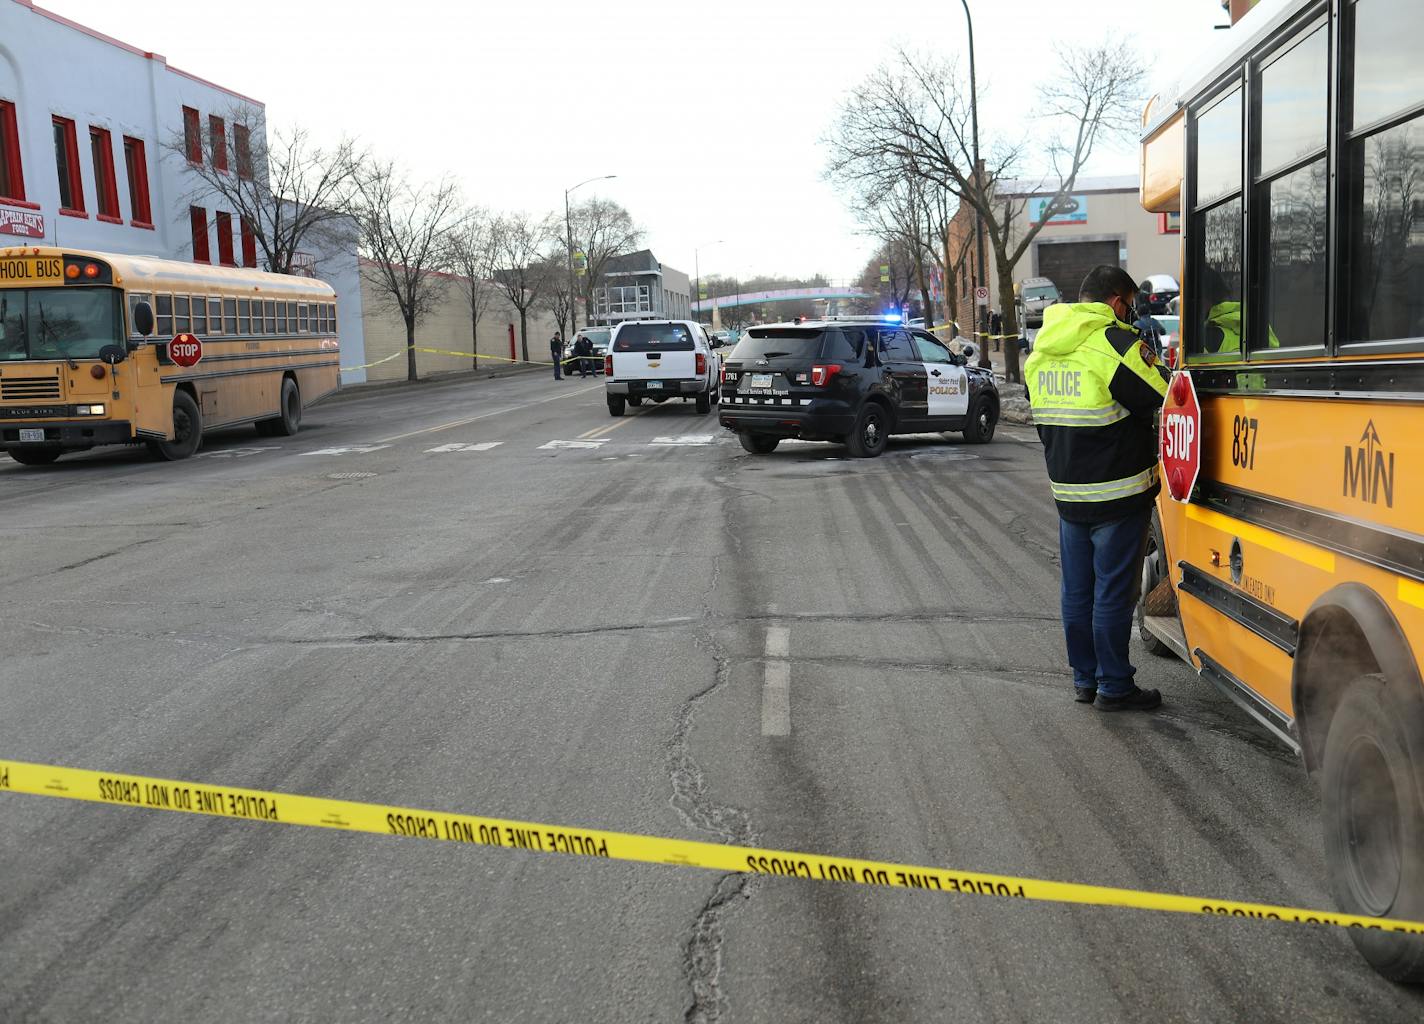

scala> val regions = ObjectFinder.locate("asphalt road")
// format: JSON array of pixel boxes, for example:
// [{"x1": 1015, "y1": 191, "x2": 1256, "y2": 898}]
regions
[{"x1": 2, "y1": 370, "x2": 1421, "y2": 1023}]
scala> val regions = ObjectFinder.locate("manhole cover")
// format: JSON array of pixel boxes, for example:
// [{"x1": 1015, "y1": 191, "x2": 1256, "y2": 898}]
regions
[
  {"x1": 325, "y1": 471, "x2": 377, "y2": 480},
  {"x1": 907, "y1": 449, "x2": 979, "y2": 461}
]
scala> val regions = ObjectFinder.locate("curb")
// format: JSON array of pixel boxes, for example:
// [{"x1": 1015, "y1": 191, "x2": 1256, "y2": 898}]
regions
[{"x1": 328, "y1": 364, "x2": 544, "y2": 403}]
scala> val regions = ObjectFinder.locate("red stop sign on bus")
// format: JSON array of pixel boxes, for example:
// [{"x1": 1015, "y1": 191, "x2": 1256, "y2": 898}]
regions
[
  {"x1": 168, "y1": 333, "x2": 202, "y2": 368},
  {"x1": 1160, "y1": 370, "x2": 1200, "y2": 503}
]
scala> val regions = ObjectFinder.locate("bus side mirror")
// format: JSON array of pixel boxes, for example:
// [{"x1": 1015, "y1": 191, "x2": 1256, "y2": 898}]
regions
[
  {"x1": 133, "y1": 301, "x2": 155, "y2": 338},
  {"x1": 98, "y1": 344, "x2": 127, "y2": 365}
]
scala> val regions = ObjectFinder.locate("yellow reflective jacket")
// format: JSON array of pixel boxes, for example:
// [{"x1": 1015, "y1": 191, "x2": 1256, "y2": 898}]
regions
[{"x1": 1025, "y1": 302, "x2": 1170, "y2": 523}]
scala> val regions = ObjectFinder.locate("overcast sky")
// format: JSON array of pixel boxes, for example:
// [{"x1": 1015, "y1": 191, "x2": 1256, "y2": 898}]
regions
[{"x1": 52, "y1": 0, "x2": 1230, "y2": 282}]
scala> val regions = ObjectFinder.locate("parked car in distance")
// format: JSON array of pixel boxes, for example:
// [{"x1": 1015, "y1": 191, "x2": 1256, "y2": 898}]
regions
[
  {"x1": 1156, "y1": 314, "x2": 1181, "y2": 366},
  {"x1": 1140, "y1": 274, "x2": 1180, "y2": 315},
  {"x1": 1016, "y1": 277, "x2": 1060, "y2": 328},
  {"x1": 571, "y1": 326, "x2": 612, "y2": 375}
]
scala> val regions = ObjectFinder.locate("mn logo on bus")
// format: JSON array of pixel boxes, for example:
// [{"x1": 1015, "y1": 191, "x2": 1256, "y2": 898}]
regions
[{"x1": 1343, "y1": 420, "x2": 1394, "y2": 508}]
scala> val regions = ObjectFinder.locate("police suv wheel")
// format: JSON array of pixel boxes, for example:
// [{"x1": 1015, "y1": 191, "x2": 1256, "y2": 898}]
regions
[
  {"x1": 1322, "y1": 676, "x2": 1424, "y2": 982},
  {"x1": 739, "y1": 432, "x2": 779, "y2": 455},
  {"x1": 845, "y1": 403, "x2": 888, "y2": 458},
  {"x1": 695, "y1": 392, "x2": 711, "y2": 414},
  {"x1": 962, "y1": 397, "x2": 997, "y2": 444}
]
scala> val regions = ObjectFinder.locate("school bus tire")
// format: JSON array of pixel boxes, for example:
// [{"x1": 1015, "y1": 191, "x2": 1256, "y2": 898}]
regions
[
  {"x1": 147, "y1": 390, "x2": 203, "y2": 461},
  {"x1": 4, "y1": 445, "x2": 63, "y2": 466},
  {"x1": 273, "y1": 377, "x2": 302, "y2": 436},
  {"x1": 1136, "y1": 511, "x2": 1173, "y2": 657},
  {"x1": 1321, "y1": 674, "x2": 1424, "y2": 982}
]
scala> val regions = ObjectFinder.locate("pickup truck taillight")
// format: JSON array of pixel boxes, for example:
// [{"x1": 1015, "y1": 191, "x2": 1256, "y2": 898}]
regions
[
  {"x1": 695, "y1": 352, "x2": 706, "y2": 376},
  {"x1": 810, "y1": 364, "x2": 841, "y2": 387},
  {"x1": 604, "y1": 354, "x2": 613, "y2": 376}
]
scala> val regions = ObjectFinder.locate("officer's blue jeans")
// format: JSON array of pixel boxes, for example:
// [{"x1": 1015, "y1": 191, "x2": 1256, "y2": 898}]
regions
[{"x1": 1057, "y1": 509, "x2": 1151, "y2": 697}]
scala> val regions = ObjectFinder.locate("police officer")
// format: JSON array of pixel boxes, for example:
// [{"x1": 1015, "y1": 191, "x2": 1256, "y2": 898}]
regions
[
  {"x1": 1024, "y1": 265, "x2": 1170, "y2": 711},
  {"x1": 550, "y1": 332, "x2": 564, "y2": 380}
]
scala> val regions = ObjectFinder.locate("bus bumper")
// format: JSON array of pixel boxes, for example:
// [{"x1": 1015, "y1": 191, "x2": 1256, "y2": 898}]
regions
[{"x1": 1, "y1": 420, "x2": 135, "y2": 450}]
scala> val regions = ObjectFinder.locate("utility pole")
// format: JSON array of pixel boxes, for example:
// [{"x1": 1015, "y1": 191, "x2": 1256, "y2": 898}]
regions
[
  {"x1": 564, "y1": 174, "x2": 616, "y2": 340},
  {"x1": 960, "y1": 0, "x2": 990, "y2": 369}
]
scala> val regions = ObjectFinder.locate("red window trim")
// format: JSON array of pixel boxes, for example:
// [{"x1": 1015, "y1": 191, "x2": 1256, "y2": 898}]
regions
[
  {"x1": 233, "y1": 123, "x2": 252, "y2": 180},
  {"x1": 240, "y1": 216, "x2": 258, "y2": 268},
  {"x1": 182, "y1": 106, "x2": 201, "y2": 164},
  {"x1": 0, "y1": 98, "x2": 26, "y2": 203},
  {"x1": 216, "y1": 211, "x2": 236, "y2": 267},
  {"x1": 122, "y1": 135, "x2": 153, "y2": 227},
  {"x1": 88, "y1": 125, "x2": 120, "y2": 221},
  {"x1": 190, "y1": 205, "x2": 211, "y2": 263},
  {"x1": 209, "y1": 114, "x2": 228, "y2": 172},
  {"x1": 53, "y1": 115, "x2": 85, "y2": 215},
  {"x1": 131, "y1": 221, "x2": 155, "y2": 230}
]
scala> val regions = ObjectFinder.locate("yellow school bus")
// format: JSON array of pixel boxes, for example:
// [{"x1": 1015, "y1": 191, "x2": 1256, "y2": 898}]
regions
[
  {"x1": 1139, "y1": 0, "x2": 1424, "y2": 980},
  {"x1": 0, "y1": 246, "x2": 339, "y2": 464}
]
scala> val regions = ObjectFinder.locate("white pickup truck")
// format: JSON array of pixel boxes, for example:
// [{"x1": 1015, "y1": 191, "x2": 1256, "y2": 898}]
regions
[{"x1": 603, "y1": 320, "x2": 722, "y2": 417}]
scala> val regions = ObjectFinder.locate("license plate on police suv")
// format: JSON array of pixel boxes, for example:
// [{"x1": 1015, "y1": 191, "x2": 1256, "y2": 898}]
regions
[
  {"x1": 645, "y1": 381, "x2": 662, "y2": 390},
  {"x1": 750, "y1": 374, "x2": 774, "y2": 390},
  {"x1": 18, "y1": 429, "x2": 46, "y2": 443}
]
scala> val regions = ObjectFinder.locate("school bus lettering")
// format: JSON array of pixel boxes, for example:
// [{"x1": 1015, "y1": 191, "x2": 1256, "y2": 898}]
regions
[
  {"x1": 1231, "y1": 414, "x2": 1258, "y2": 470},
  {"x1": 1342, "y1": 421, "x2": 1394, "y2": 509}
]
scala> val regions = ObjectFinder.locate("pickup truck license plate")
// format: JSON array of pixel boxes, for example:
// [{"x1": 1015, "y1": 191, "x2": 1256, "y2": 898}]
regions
[
  {"x1": 645, "y1": 381, "x2": 662, "y2": 390},
  {"x1": 750, "y1": 374, "x2": 774, "y2": 389},
  {"x1": 18, "y1": 429, "x2": 46, "y2": 443}
]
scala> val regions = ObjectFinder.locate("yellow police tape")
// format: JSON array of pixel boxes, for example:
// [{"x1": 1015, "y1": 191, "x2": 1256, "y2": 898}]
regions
[
  {"x1": 341, "y1": 346, "x2": 569, "y2": 373},
  {"x1": 3, "y1": 757, "x2": 1422, "y2": 937}
]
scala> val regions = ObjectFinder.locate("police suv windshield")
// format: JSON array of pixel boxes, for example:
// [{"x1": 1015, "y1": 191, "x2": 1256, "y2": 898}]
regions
[{"x1": 0, "y1": 288, "x2": 123, "y2": 361}]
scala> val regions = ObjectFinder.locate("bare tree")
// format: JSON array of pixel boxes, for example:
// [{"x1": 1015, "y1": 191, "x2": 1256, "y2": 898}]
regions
[
  {"x1": 538, "y1": 251, "x2": 576, "y2": 347},
  {"x1": 825, "y1": 43, "x2": 1147, "y2": 381},
  {"x1": 490, "y1": 213, "x2": 557, "y2": 363},
  {"x1": 571, "y1": 198, "x2": 643, "y2": 324},
  {"x1": 448, "y1": 207, "x2": 500, "y2": 371},
  {"x1": 168, "y1": 104, "x2": 362, "y2": 275},
  {"x1": 353, "y1": 163, "x2": 462, "y2": 382}
]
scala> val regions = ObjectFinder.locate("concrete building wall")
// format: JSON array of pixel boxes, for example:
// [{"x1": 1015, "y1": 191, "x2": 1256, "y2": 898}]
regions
[{"x1": 358, "y1": 266, "x2": 559, "y2": 382}]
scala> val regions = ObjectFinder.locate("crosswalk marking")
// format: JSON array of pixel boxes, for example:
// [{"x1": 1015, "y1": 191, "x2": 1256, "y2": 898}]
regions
[
  {"x1": 649, "y1": 435, "x2": 717, "y2": 446},
  {"x1": 538, "y1": 439, "x2": 609, "y2": 450},
  {"x1": 196, "y1": 446, "x2": 281, "y2": 460},
  {"x1": 425, "y1": 442, "x2": 504, "y2": 453},
  {"x1": 301, "y1": 445, "x2": 391, "y2": 457}
]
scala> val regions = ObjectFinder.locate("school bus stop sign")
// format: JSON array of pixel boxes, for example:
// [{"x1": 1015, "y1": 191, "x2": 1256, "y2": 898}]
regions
[
  {"x1": 167, "y1": 334, "x2": 202, "y2": 368},
  {"x1": 1160, "y1": 370, "x2": 1199, "y2": 502}
]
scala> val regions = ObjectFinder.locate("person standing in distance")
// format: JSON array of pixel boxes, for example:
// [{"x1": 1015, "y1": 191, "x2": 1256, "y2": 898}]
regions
[
  {"x1": 550, "y1": 332, "x2": 564, "y2": 380},
  {"x1": 1024, "y1": 265, "x2": 1170, "y2": 711}
]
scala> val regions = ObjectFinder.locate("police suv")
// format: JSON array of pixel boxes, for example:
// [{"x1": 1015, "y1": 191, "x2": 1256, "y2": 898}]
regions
[{"x1": 718, "y1": 316, "x2": 999, "y2": 456}]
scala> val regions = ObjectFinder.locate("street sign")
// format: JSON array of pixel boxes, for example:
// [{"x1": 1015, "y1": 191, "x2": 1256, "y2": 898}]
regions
[
  {"x1": 168, "y1": 333, "x2": 203, "y2": 368},
  {"x1": 975, "y1": 286, "x2": 989, "y2": 306},
  {"x1": 1160, "y1": 370, "x2": 1200, "y2": 502},
  {"x1": 880, "y1": 264, "x2": 890, "y2": 283}
]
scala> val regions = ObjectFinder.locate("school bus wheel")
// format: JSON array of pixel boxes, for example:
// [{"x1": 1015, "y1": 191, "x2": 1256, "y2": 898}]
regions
[
  {"x1": 5, "y1": 445, "x2": 63, "y2": 466},
  {"x1": 1321, "y1": 674, "x2": 1424, "y2": 983},
  {"x1": 258, "y1": 377, "x2": 302, "y2": 437},
  {"x1": 147, "y1": 390, "x2": 203, "y2": 462}
]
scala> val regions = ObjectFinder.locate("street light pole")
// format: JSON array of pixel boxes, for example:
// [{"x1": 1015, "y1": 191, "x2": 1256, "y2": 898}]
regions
[
  {"x1": 564, "y1": 174, "x2": 616, "y2": 340},
  {"x1": 960, "y1": 0, "x2": 990, "y2": 368},
  {"x1": 694, "y1": 239, "x2": 724, "y2": 325}
]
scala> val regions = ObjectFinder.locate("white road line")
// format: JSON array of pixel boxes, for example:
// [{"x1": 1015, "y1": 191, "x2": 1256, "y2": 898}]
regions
[
  {"x1": 301, "y1": 444, "x2": 391, "y2": 457},
  {"x1": 762, "y1": 626, "x2": 791, "y2": 737},
  {"x1": 650, "y1": 435, "x2": 717, "y2": 446},
  {"x1": 538, "y1": 439, "x2": 608, "y2": 450},
  {"x1": 375, "y1": 383, "x2": 603, "y2": 444},
  {"x1": 762, "y1": 661, "x2": 791, "y2": 737},
  {"x1": 425, "y1": 441, "x2": 504, "y2": 453}
]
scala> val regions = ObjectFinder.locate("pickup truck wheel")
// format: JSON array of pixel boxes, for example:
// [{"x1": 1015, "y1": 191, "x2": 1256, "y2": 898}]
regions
[
  {"x1": 628, "y1": 396, "x2": 643, "y2": 407},
  {"x1": 695, "y1": 392, "x2": 711, "y2": 414},
  {"x1": 844, "y1": 403, "x2": 888, "y2": 458},
  {"x1": 1322, "y1": 675, "x2": 1424, "y2": 982},
  {"x1": 607, "y1": 395, "x2": 625, "y2": 417},
  {"x1": 739, "y1": 432, "x2": 779, "y2": 455}
]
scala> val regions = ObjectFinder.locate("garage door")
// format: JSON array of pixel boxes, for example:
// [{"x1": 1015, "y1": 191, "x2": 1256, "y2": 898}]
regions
[{"x1": 1036, "y1": 241, "x2": 1119, "y2": 300}]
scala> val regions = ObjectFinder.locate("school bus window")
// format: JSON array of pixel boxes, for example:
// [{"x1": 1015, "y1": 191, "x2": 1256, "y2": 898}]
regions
[
  {"x1": 127, "y1": 292, "x2": 151, "y2": 337},
  {"x1": 207, "y1": 298, "x2": 222, "y2": 335},
  {"x1": 155, "y1": 293, "x2": 173, "y2": 336},
  {"x1": 174, "y1": 295, "x2": 191, "y2": 334},
  {"x1": 298, "y1": 304, "x2": 309, "y2": 333},
  {"x1": 1190, "y1": 86, "x2": 1246, "y2": 358},
  {"x1": 223, "y1": 297, "x2": 237, "y2": 335},
  {"x1": 191, "y1": 295, "x2": 207, "y2": 335},
  {"x1": 237, "y1": 298, "x2": 251, "y2": 334},
  {"x1": 1256, "y1": 24, "x2": 1329, "y2": 354},
  {"x1": 264, "y1": 299, "x2": 276, "y2": 333},
  {"x1": 1341, "y1": 0, "x2": 1424, "y2": 348},
  {"x1": 277, "y1": 302, "x2": 289, "y2": 334}
]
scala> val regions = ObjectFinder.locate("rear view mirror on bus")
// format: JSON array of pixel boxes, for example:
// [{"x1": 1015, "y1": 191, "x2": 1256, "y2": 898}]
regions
[
  {"x1": 98, "y1": 345, "x2": 127, "y2": 366},
  {"x1": 133, "y1": 301, "x2": 155, "y2": 338}
]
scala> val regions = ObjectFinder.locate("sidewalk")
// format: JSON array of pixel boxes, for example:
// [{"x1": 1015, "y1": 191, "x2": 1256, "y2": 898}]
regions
[
  {"x1": 974, "y1": 334, "x2": 1033, "y2": 425},
  {"x1": 329, "y1": 361, "x2": 545, "y2": 403}
]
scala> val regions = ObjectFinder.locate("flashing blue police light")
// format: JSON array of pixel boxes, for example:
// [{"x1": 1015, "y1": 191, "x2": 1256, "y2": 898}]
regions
[{"x1": 881, "y1": 312, "x2": 903, "y2": 322}]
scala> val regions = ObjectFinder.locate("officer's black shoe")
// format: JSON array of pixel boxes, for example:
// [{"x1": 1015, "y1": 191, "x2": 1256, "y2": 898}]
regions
[
  {"x1": 1095, "y1": 687, "x2": 1162, "y2": 712},
  {"x1": 1073, "y1": 687, "x2": 1097, "y2": 704}
]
